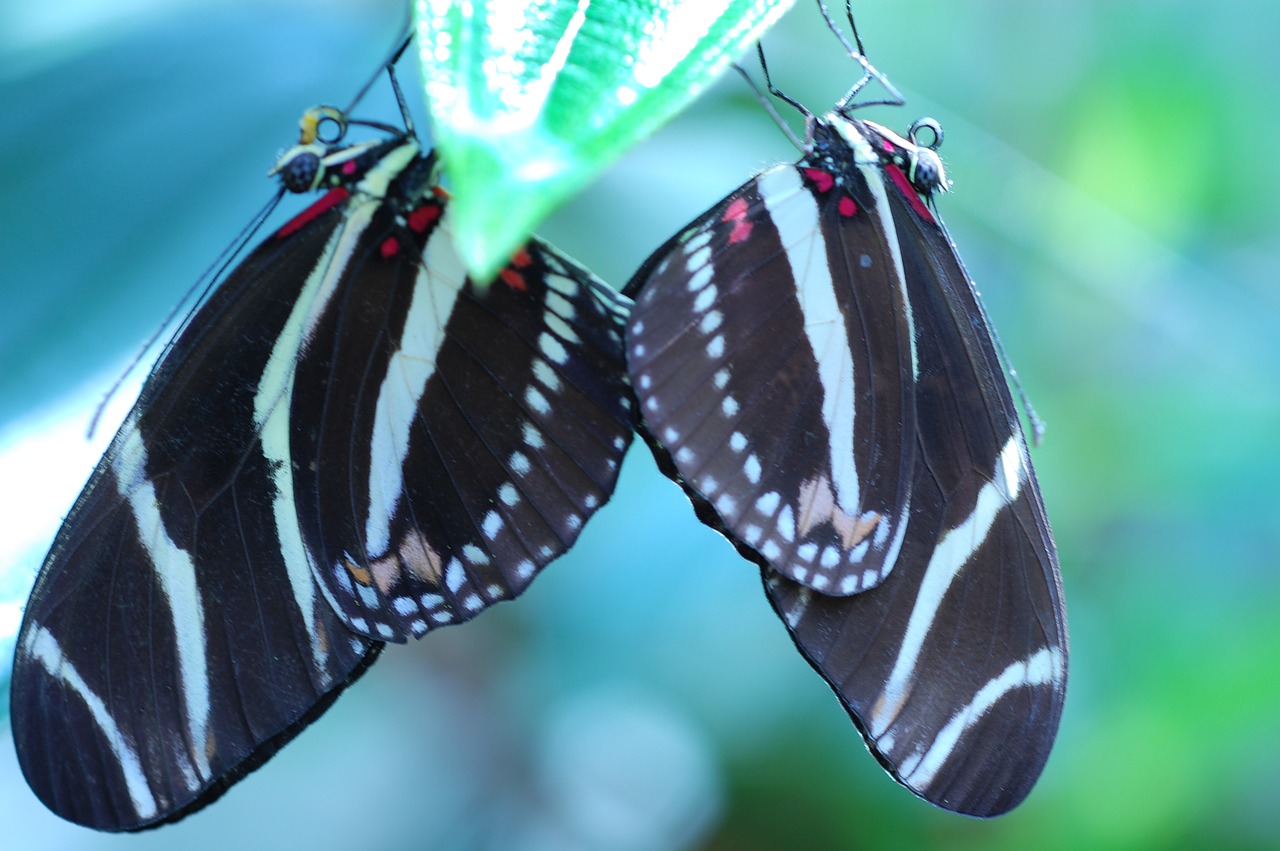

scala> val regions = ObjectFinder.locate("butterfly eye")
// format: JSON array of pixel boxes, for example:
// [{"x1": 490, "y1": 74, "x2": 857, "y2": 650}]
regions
[{"x1": 276, "y1": 147, "x2": 323, "y2": 193}]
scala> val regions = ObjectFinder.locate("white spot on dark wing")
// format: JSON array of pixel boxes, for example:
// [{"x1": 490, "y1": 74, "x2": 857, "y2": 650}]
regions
[
  {"x1": 633, "y1": 343, "x2": 647, "y2": 357},
  {"x1": 612, "y1": 435, "x2": 626, "y2": 450},
  {"x1": 811, "y1": 573, "x2": 829, "y2": 591},
  {"x1": 510, "y1": 451, "x2": 532, "y2": 475},
  {"x1": 860, "y1": 254, "x2": 872, "y2": 268},
  {"x1": 351, "y1": 616, "x2": 368, "y2": 632},
  {"x1": 632, "y1": 319, "x2": 645, "y2": 335},
  {"x1": 446, "y1": 559, "x2": 465, "y2": 592},
  {"x1": 526, "y1": 387, "x2": 551, "y2": 415},
  {"x1": 545, "y1": 312, "x2": 581, "y2": 344},
  {"x1": 639, "y1": 373, "x2": 652, "y2": 389},
  {"x1": 778, "y1": 505, "x2": 795, "y2": 542},
  {"x1": 743, "y1": 524, "x2": 762, "y2": 544},
  {"x1": 539, "y1": 545, "x2": 554, "y2": 559},
  {"x1": 722, "y1": 396, "x2": 738, "y2": 417},
  {"x1": 714, "y1": 369, "x2": 729, "y2": 389},
  {"x1": 700, "y1": 475, "x2": 719, "y2": 493},
  {"x1": 839, "y1": 575, "x2": 859, "y2": 594},
  {"x1": 700, "y1": 311, "x2": 723, "y2": 334},
  {"x1": 409, "y1": 619, "x2": 426, "y2": 634},
  {"x1": 500, "y1": 483, "x2": 519, "y2": 506},
  {"x1": 685, "y1": 229, "x2": 712, "y2": 254},
  {"x1": 533, "y1": 359, "x2": 561, "y2": 392},
  {"x1": 730, "y1": 432, "x2": 747, "y2": 452},
  {"x1": 393, "y1": 596, "x2": 416, "y2": 616},
  {"x1": 516, "y1": 560, "x2": 535, "y2": 579},
  {"x1": 376, "y1": 623, "x2": 395, "y2": 639},
  {"x1": 645, "y1": 396, "x2": 660, "y2": 412},
  {"x1": 584, "y1": 494, "x2": 599, "y2": 509},
  {"x1": 420, "y1": 593, "x2": 445, "y2": 608},
  {"x1": 483, "y1": 511, "x2": 503, "y2": 539},
  {"x1": 715, "y1": 493, "x2": 737, "y2": 515},
  {"x1": 432, "y1": 610, "x2": 455, "y2": 624},
  {"x1": 357, "y1": 583, "x2": 378, "y2": 608},
  {"x1": 820, "y1": 546, "x2": 839, "y2": 568},
  {"x1": 566, "y1": 514, "x2": 582, "y2": 531},
  {"x1": 464, "y1": 595, "x2": 482, "y2": 612},
  {"x1": 707, "y1": 335, "x2": 725, "y2": 358},
  {"x1": 539, "y1": 332, "x2": 569, "y2": 364},
  {"x1": 761, "y1": 540, "x2": 782, "y2": 560},
  {"x1": 546, "y1": 273, "x2": 580, "y2": 298},
  {"x1": 693, "y1": 285, "x2": 717, "y2": 313},
  {"x1": 676, "y1": 447, "x2": 694, "y2": 464},
  {"x1": 797, "y1": 542, "x2": 818, "y2": 562},
  {"x1": 687, "y1": 248, "x2": 712, "y2": 275},
  {"x1": 332, "y1": 563, "x2": 355, "y2": 594},
  {"x1": 523, "y1": 422, "x2": 545, "y2": 448},
  {"x1": 463, "y1": 544, "x2": 489, "y2": 565},
  {"x1": 745, "y1": 454, "x2": 761, "y2": 483},
  {"x1": 485, "y1": 583, "x2": 502, "y2": 598},
  {"x1": 663, "y1": 426, "x2": 680, "y2": 443},
  {"x1": 546, "y1": 292, "x2": 575, "y2": 319},
  {"x1": 756, "y1": 491, "x2": 780, "y2": 515}
]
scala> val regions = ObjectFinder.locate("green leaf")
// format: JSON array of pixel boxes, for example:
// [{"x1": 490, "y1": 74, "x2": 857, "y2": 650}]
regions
[{"x1": 414, "y1": 0, "x2": 796, "y2": 282}]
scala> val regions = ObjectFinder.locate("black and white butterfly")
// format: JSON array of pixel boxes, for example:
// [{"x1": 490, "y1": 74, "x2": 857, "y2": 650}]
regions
[
  {"x1": 10, "y1": 87, "x2": 633, "y2": 829},
  {"x1": 624, "y1": 34, "x2": 1067, "y2": 816}
]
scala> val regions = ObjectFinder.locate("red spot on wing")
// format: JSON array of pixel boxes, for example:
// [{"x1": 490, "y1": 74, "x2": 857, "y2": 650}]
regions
[
  {"x1": 802, "y1": 167, "x2": 835, "y2": 193},
  {"x1": 342, "y1": 160, "x2": 358, "y2": 175},
  {"x1": 721, "y1": 196, "x2": 754, "y2": 243},
  {"x1": 275, "y1": 188, "x2": 349, "y2": 239},
  {"x1": 500, "y1": 249, "x2": 533, "y2": 290},
  {"x1": 500, "y1": 268, "x2": 527, "y2": 291},
  {"x1": 407, "y1": 203, "x2": 442, "y2": 233},
  {"x1": 885, "y1": 164, "x2": 936, "y2": 223},
  {"x1": 838, "y1": 195, "x2": 857, "y2": 217},
  {"x1": 381, "y1": 236, "x2": 400, "y2": 258}
]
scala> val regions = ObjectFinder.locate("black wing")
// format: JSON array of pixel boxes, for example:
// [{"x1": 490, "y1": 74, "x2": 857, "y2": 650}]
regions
[
  {"x1": 762, "y1": 116, "x2": 1067, "y2": 817},
  {"x1": 625, "y1": 160, "x2": 917, "y2": 596},
  {"x1": 293, "y1": 214, "x2": 634, "y2": 641},
  {"x1": 11, "y1": 179, "x2": 386, "y2": 831}
]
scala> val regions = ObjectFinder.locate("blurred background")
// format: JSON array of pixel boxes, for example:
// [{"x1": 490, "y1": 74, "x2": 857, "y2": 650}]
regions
[{"x1": 2, "y1": 0, "x2": 1279, "y2": 847}]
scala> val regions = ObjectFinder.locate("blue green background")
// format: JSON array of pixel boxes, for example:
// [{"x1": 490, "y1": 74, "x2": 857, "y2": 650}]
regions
[{"x1": 2, "y1": 1, "x2": 1278, "y2": 848}]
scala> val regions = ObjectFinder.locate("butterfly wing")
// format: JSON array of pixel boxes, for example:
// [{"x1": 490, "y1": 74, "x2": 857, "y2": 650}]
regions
[
  {"x1": 762, "y1": 116, "x2": 1067, "y2": 817},
  {"x1": 292, "y1": 215, "x2": 635, "y2": 640},
  {"x1": 11, "y1": 178, "x2": 386, "y2": 832},
  {"x1": 625, "y1": 161, "x2": 917, "y2": 595}
]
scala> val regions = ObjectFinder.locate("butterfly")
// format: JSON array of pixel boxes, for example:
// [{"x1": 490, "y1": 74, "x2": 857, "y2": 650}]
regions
[
  {"x1": 11, "y1": 93, "x2": 634, "y2": 830},
  {"x1": 623, "y1": 37, "x2": 1067, "y2": 816}
]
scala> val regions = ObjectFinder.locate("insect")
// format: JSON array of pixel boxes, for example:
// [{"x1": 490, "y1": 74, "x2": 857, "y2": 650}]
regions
[
  {"x1": 623, "y1": 7, "x2": 1067, "y2": 816},
  {"x1": 10, "y1": 49, "x2": 633, "y2": 831}
]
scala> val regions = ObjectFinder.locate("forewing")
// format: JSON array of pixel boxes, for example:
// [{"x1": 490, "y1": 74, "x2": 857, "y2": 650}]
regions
[
  {"x1": 764, "y1": 138, "x2": 1067, "y2": 817},
  {"x1": 626, "y1": 163, "x2": 916, "y2": 595},
  {"x1": 11, "y1": 191, "x2": 383, "y2": 832}
]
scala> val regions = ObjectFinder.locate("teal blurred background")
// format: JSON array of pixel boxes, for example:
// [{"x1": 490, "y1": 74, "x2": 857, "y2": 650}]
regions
[{"x1": 2, "y1": 0, "x2": 1279, "y2": 848}]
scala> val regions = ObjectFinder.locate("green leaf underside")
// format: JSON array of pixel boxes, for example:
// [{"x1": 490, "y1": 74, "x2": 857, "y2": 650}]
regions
[{"x1": 415, "y1": 0, "x2": 797, "y2": 282}]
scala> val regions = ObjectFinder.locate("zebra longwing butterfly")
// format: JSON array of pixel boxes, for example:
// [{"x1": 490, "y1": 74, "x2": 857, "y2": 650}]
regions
[
  {"x1": 11, "y1": 100, "x2": 633, "y2": 830},
  {"x1": 624, "y1": 64, "x2": 1067, "y2": 814}
]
